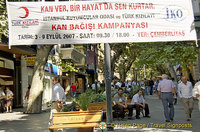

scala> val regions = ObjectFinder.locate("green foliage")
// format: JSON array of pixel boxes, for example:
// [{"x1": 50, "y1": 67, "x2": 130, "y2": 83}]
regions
[
  {"x1": 0, "y1": 0, "x2": 8, "y2": 38},
  {"x1": 134, "y1": 42, "x2": 200, "y2": 76},
  {"x1": 92, "y1": 94, "x2": 106, "y2": 103},
  {"x1": 49, "y1": 54, "x2": 78, "y2": 73},
  {"x1": 63, "y1": 102, "x2": 77, "y2": 112},
  {"x1": 72, "y1": 89, "x2": 96, "y2": 111},
  {"x1": 113, "y1": 44, "x2": 142, "y2": 80},
  {"x1": 72, "y1": 89, "x2": 107, "y2": 111}
]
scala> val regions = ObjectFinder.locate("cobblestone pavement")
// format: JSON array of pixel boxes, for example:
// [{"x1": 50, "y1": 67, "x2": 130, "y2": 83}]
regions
[{"x1": 0, "y1": 96, "x2": 199, "y2": 132}]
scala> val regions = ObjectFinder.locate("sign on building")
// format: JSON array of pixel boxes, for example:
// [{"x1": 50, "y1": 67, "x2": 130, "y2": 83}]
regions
[
  {"x1": 7, "y1": 0, "x2": 197, "y2": 45},
  {"x1": 26, "y1": 55, "x2": 36, "y2": 67}
]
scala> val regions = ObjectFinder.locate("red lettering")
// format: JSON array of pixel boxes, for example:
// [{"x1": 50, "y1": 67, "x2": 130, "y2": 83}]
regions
[
  {"x1": 52, "y1": 25, "x2": 57, "y2": 30},
  {"x1": 41, "y1": 6, "x2": 44, "y2": 12},
  {"x1": 41, "y1": 6, "x2": 53, "y2": 13},
  {"x1": 98, "y1": 23, "x2": 103, "y2": 29},
  {"x1": 55, "y1": 5, "x2": 67, "y2": 12}
]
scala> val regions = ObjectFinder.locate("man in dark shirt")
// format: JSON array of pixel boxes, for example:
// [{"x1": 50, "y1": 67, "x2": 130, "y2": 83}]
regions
[{"x1": 113, "y1": 88, "x2": 133, "y2": 119}]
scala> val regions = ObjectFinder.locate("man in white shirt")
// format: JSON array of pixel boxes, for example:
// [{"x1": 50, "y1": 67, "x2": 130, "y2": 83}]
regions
[
  {"x1": 193, "y1": 81, "x2": 200, "y2": 111},
  {"x1": 115, "y1": 81, "x2": 122, "y2": 88},
  {"x1": 49, "y1": 77, "x2": 66, "y2": 129},
  {"x1": 131, "y1": 90, "x2": 150, "y2": 119},
  {"x1": 178, "y1": 76, "x2": 194, "y2": 121}
]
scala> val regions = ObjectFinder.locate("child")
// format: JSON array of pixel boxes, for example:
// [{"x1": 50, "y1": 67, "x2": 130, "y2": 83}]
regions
[{"x1": 6, "y1": 87, "x2": 14, "y2": 113}]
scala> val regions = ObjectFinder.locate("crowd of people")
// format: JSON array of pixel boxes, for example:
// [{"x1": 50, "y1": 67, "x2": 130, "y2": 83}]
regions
[
  {"x1": 99, "y1": 74, "x2": 200, "y2": 122},
  {"x1": 157, "y1": 74, "x2": 200, "y2": 122},
  {"x1": 1, "y1": 74, "x2": 200, "y2": 124}
]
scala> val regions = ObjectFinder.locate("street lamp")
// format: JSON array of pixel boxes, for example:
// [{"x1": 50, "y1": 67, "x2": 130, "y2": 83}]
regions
[
  {"x1": 132, "y1": 67, "x2": 137, "y2": 85},
  {"x1": 135, "y1": 68, "x2": 137, "y2": 85},
  {"x1": 121, "y1": 57, "x2": 127, "y2": 82},
  {"x1": 132, "y1": 67, "x2": 135, "y2": 81},
  {"x1": 121, "y1": 59, "x2": 125, "y2": 82}
]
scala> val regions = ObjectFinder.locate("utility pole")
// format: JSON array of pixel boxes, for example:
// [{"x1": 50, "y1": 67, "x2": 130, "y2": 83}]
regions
[
  {"x1": 122, "y1": 59, "x2": 125, "y2": 82},
  {"x1": 136, "y1": 69, "x2": 137, "y2": 85},
  {"x1": 144, "y1": 64, "x2": 146, "y2": 79},
  {"x1": 104, "y1": 43, "x2": 113, "y2": 131},
  {"x1": 94, "y1": 44, "x2": 98, "y2": 94}
]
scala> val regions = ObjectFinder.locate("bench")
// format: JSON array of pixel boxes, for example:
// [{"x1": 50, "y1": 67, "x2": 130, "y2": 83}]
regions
[
  {"x1": 76, "y1": 102, "x2": 112, "y2": 112},
  {"x1": 76, "y1": 101, "x2": 144, "y2": 118},
  {"x1": 49, "y1": 110, "x2": 102, "y2": 132}
]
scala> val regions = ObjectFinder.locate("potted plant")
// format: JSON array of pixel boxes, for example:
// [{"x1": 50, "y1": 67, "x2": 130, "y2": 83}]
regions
[
  {"x1": 72, "y1": 90, "x2": 99, "y2": 132},
  {"x1": 73, "y1": 89, "x2": 96, "y2": 111}
]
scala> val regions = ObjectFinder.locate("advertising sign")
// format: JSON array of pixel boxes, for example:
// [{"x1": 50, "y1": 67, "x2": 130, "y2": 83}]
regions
[{"x1": 7, "y1": 0, "x2": 197, "y2": 45}]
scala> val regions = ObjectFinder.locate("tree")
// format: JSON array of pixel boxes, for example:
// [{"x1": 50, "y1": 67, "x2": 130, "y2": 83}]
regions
[
  {"x1": 134, "y1": 42, "x2": 200, "y2": 81},
  {"x1": 26, "y1": 46, "x2": 78, "y2": 113},
  {"x1": 115, "y1": 44, "x2": 142, "y2": 81},
  {"x1": 110, "y1": 43, "x2": 127, "y2": 79},
  {"x1": 0, "y1": 0, "x2": 8, "y2": 38},
  {"x1": 26, "y1": 45, "x2": 53, "y2": 113}
]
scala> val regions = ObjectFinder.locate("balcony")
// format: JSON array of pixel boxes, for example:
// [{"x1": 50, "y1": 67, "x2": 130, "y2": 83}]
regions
[{"x1": 60, "y1": 48, "x2": 86, "y2": 64}]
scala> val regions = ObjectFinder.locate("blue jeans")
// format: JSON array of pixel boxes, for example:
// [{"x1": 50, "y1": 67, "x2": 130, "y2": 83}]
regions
[
  {"x1": 154, "y1": 87, "x2": 158, "y2": 94},
  {"x1": 146, "y1": 87, "x2": 149, "y2": 95},
  {"x1": 72, "y1": 92, "x2": 76, "y2": 97},
  {"x1": 161, "y1": 92, "x2": 174, "y2": 120}
]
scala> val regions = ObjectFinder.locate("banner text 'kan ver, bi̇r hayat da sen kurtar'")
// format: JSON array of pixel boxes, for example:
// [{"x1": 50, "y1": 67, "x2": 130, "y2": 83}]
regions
[{"x1": 6, "y1": 0, "x2": 197, "y2": 45}]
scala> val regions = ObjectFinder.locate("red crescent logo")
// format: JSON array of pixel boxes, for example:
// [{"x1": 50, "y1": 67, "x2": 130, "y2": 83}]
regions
[{"x1": 19, "y1": 6, "x2": 29, "y2": 19}]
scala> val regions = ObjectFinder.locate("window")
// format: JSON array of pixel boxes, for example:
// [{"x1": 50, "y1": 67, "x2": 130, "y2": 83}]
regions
[{"x1": 61, "y1": 44, "x2": 72, "y2": 48}]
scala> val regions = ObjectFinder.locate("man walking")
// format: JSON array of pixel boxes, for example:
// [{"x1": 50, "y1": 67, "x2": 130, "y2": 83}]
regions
[
  {"x1": 49, "y1": 77, "x2": 66, "y2": 131},
  {"x1": 178, "y1": 76, "x2": 194, "y2": 121},
  {"x1": 193, "y1": 81, "x2": 200, "y2": 112},
  {"x1": 158, "y1": 74, "x2": 176, "y2": 122}
]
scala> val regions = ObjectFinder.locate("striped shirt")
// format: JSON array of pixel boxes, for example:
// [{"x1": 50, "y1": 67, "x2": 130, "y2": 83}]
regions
[
  {"x1": 158, "y1": 79, "x2": 174, "y2": 92},
  {"x1": 178, "y1": 81, "x2": 193, "y2": 98}
]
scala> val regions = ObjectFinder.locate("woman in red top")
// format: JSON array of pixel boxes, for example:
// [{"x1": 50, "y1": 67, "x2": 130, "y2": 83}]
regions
[{"x1": 71, "y1": 83, "x2": 77, "y2": 97}]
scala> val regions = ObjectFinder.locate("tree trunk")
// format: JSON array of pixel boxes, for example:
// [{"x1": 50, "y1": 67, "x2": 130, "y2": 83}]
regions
[
  {"x1": 26, "y1": 45, "x2": 53, "y2": 113},
  {"x1": 156, "y1": 66, "x2": 166, "y2": 75},
  {"x1": 165, "y1": 62, "x2": 177, "y2": 82},
  {"x1": 111, "y1": 51, "x2": 123, "y2": 79}
]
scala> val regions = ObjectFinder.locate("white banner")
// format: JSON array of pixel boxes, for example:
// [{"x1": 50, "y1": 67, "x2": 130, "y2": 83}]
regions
[{"x1": 7, "y1": 0, "x2": 196, "y2": 45}]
